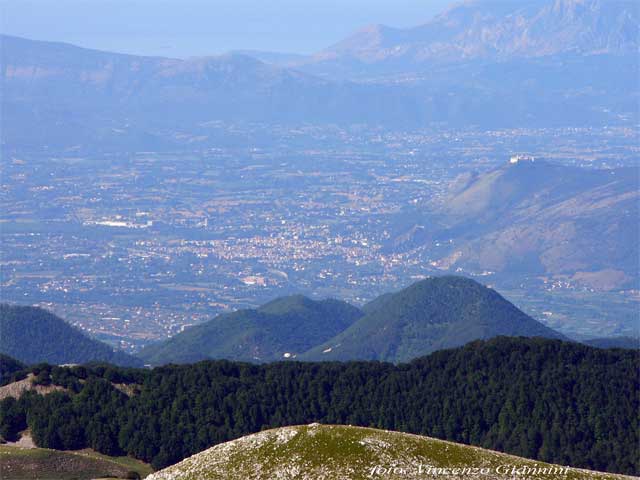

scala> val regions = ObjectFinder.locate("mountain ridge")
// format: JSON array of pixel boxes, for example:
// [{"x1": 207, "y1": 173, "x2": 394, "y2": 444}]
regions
[
  {"x1": 2, "y1": 26, "x2": 638, "y2": 152},
  {"x1": 146, "y1": 423, "x2": 634, "y2": 480},
  {"x1": 302, "y1": 275, "x2": 566, "y2": 363},
  {"x1": 138, "y1": 295, "x2": 363, "y2": 365},
  {"x1": 425, "y1": 161, "x2": 639, "y2": 287},
  {"x1": 0, "y1": 304, "x2": 142, "y2": 367},
  {"x1": 311, "y1": 0, "x2": 639, "y2": 70},
  {"x1": 140, "y1": 276, "x2": 566, "y2": 366}
]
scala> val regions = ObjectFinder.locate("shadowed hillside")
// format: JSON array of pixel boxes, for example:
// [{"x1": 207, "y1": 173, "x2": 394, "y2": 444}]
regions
[
  {"x1": 0, "y1": 305, "x2": 142, "y2": 367},
  {"x1": 138, "y1": 296, "x2": 363, "y2": 365}
]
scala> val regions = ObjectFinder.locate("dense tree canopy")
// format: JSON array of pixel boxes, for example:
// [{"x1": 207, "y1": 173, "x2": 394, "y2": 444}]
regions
[
  {"x1": 139, "y1": 295, "x2": 363, "y2": 365},
  {"x1": 303, "y1": 276, "x2": 566, "y2": 362},
  {"x1": 0, "y1": 354, "x2": 26, "y2": 383},
  {"x1": 0, "y1": 305, "x2": 142, "y2": 367},
  {"x1": 140, "y1": 276, "x2": 566, "y2": 366},
  {"x1": 1, "y1": 337, "x2": 638, "y2": 475}
]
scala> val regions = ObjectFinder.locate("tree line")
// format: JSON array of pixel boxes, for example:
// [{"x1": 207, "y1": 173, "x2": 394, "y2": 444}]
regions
[{"x1": 1, "y1": 337, "x2": 638, "y2": 475}]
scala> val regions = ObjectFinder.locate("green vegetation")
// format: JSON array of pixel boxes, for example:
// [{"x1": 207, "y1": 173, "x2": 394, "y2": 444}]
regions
[
  {"x1": 139, "y1": 296, "x2": 363, "y2": 365},
  {"x1": 303, "y1": 276, "x2": 566, "y2": 362},
  {"x1": 1, "y1": 337, "x2": 637, "y2": 475},
  {"x1": 147, "y1": 424, "x2": 630, "y2": 480},
  {"x1": 140, "y1": 276, "x2": 565, "y2": 366},
  {"x1": 0, "y1": 305, "x2": 142, "y2": 367},
  {"x1": 0, "y1": 445, "x2": 152, "y2": 479},
  {"x1": 0, "y1": 355, "x2": 26, "y2": 383}
]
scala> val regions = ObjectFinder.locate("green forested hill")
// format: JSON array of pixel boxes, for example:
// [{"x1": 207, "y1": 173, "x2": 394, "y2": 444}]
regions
[
  {"x1": 302, "y1": 276, "x2": 565, "y2": 362},
  {"x1": 138, "y1": 296, "x2": 363, "y2": 365},
  {"x1": 2, "y1": 337, "x2": 637, "y2": 475},
  {"x1": 139, "y1": 276, "x2": 565, "y2": 365},
  {"x1": 0, "y1": 305, "x2": 141, "y2": 367}
]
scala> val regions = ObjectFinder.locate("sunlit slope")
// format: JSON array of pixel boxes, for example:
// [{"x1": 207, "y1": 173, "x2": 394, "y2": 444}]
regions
[
  {"x1": 431, "y1": 162, "x2": 639, "y2": 287},
  {"x1": 146, "y1": 424, "x2": 633, "y2": 480}
]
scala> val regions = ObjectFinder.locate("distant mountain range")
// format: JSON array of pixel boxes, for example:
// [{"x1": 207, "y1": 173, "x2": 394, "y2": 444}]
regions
[
  {"x1": 2, "y1": 0, "x2": 638, "y2": 151},
  {"x1": 0, "y1": 304, "x2": 142, "y2": 367},
  {"x1": 298, "y1": 0, "x2": 639, "y2": 77},
  {"x1": 139, "y1": 276, "x2": 566, "y2": 365},
  {"x1": 2, "y1": 275, "x2": 634, "y2": 368},
  {"x1": 421, "y1": 161, "x2": 639, "y2": 289},
  {"x1": 1, "y1": 35, "x2": 395, "y2": 149}
]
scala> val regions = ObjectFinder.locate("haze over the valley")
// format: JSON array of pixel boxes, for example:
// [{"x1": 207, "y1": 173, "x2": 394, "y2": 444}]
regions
[
  {"x1": 0, "y1": 0, "x2": 452, "y2": 57},
  {"x1": 0, "y1": 1, "x2": 638, "y2": 479}
]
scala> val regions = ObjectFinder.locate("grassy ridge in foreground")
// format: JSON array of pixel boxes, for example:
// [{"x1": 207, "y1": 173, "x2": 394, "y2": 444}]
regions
[
  {"x1": 0, "y1": 445, "x2": 152, "y2": 480},
  {"x1": 147, "y1": 424, "x2": 634, "y2": 480}
]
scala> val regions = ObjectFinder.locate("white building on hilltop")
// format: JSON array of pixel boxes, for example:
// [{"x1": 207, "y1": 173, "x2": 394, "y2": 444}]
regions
[{"x1": 509, "y1": 154, "x2": 536, "y2": 164}]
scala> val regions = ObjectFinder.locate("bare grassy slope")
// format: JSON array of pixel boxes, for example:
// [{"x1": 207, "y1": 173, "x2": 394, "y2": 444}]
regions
[
  {"x1": 147, "y1": 424, "x2": 635, "y2": 480},
  {"x1": 0, "y1": 445, "x2": 152, "y2": 480}
]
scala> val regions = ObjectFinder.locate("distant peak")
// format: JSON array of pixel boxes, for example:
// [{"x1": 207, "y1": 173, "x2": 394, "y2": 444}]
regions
[
  {"x1": 258, "y1": 294, "x2": 316, "y2": 312},
  {"x1": 201, "y1": 52, "x2": 266, "y2": 67},
  {"x1": 319, "y1": 0, "x2": 638, "y2": 63},
  {"x1": 357, "y1": 23, "x2": 390, "y2": 34},
  {"x1": 413, "y1": 274, "x2": 483, "y2": 287}
]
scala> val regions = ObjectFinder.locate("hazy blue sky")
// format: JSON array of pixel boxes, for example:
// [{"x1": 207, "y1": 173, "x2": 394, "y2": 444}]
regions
[{"x1": 0, "y1": 0, "x2": 453, "y2": 57}]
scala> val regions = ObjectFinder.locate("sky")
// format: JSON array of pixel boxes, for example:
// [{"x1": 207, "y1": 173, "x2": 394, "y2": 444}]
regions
[{"x1": 0, "y1": 0, "x2": 453, "y2": 57}]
